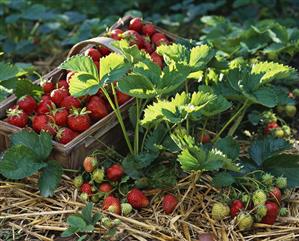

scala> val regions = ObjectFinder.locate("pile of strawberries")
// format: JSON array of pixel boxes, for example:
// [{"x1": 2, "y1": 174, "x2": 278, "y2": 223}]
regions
[
  {"x1": 106, "y1": 17, "x2": 172, "y2": 68},
  {"x1": 262, "y1": 111, "x2": 291, "y2": 138},
  {"x1": 73, "y1": 156, "x2": 178, "y2": 216},
  {"x1": 211, "y1": 174, "x2": 288, "y2": 231}
]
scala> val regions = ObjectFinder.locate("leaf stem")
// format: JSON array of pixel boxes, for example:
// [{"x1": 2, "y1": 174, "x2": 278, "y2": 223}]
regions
[{"x1": 134, "y1": 98, "x2": 140, "y2": 155}]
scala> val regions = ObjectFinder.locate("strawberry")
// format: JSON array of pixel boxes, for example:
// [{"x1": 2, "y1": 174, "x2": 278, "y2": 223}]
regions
[
  {"x1": 255, "y1": 205, "x2": 267, "y2": 222},
  {"x1": 264, "y1": 122, "x2": 278, "y2": 135},
  {"x1": 73, "y1": 175, "x2": 83, "y2": 188},
  {"x1": 106, "y1": 164, "x2": 124, "y2": 181},
  {"x1": 80, "y1": 183, "x2": 92, "y2": 196},
  {"x1": 274, "y1": 128, "x2": 284, "y2": 138},
  {"x1": 58, "y1": 79, "x2": 69, "y2": 89},
  {"x1": 142, "y1": 36, "x2": 154, "y2": 54},
  {"x1": 230, "y1": 200, "x2": 244, "y2": 218},
  {"x1": 50, "y1": 88, "x2": 69, "y2": 106},
  {"x1": 99, "y1": 182, "x2": 113, "y2": 193},
  {"x1": 162, "y1": 194, "x2": 178, "y2": 214},
  {"x1": 261, "y1": 173, "x2": 274, "y2": 186},
  {"x1": 129, "y1": 17, "x2": 143, "y2": 32},
  {"x1": 102, "y1": 196, "x2": 121, "y2": 214},
  {"x1": 269, "y1": 187, "x2": 282, "y2": 204},
  {"x1": 93, "y1": 60, "x2": 99, "y2": 70},
  {"x1": 56, "y1": 127, "x2": 78, "y2": 144},
  {"x1": 285, "y1": 104, "x2": 296, "y2": 117},
  {"x1": 151, "y1": 32, "x2": 169, "y2": 46},
  {"x1": 122, "y1": 30, "x2": 144, "y2": 49},
  {"x1": 142, "y1": 23, "x2": 155, "y2": 36},
  {"x1": 127, "y1": 188, "x2": 149, "y2": 209},
  {"x1": 86, "y1": 96, "x2": 109, "y2": 120},
  {"x1": 42, "y1": 81, "x2": 55, "y2": 94},
  {"x1": 32, "y1": 114, "x2": 56, "y2": 136},
  {"x1": 211, "y1": 202, "x2": 230, "y2": 220},
  {"x1": 121, "y1": 203, "x2": 133, "y2": 216},
  {"x1": 6, "y1": 106, "x2": 28, "y2": 128},
  {"x1": 17, "y1": 95, "x2": 37, "y2": 114},
  {"x1": 84, "y1": 48, "x2": 101, "y2": 62},
  {"x1": 80, "y1": 192, "x2": 89, "y2": 201},
  {"x1": 200, "y1": 133, "x2": 211, "y2": 144},
  {"x1": 60, "y1": 96, "x2": 81, "y2": 110},
  {"x1": 237, "y1": 213, "x2": 253, "y2": 231},
  {"x1": 253, "y1": 189, "x2": 267, "y2": 206},
  {"x1": 109, "y1": 28, "x2": 123, "y2": 40},
  {"x1": 52, "y1": 108, "x2": 68, "y2": 126},
  {"x1": 66, "y1": 71, "x2": 75, "y2": 84},
  {"x1": 116, "y1": 90, "x2": 131, "y2": 106},
  {"x1": 67, "y1": 108, "x2": 91, "y2": 132},
  {"x1": 99, "y1": 45, "x2": 111, "y2": 56},
  {"x1": 36, "y1": 98, "x2": 54, "y2": 115},
  {"x1": 150, "y1": 52, "x2": 163, "y2": 68},
  {"x1": 261, "y1": 201, "x2": 279, "y2": 225},
  {"x1": 275, "y1": 176, "x2": 287, "y2": 189},
  {"x1": 83, "y1": 156, "x2": 97, "y2": 173},
  {"x1": 92, "y1": 168, "x2": 105, "y2": 183}
]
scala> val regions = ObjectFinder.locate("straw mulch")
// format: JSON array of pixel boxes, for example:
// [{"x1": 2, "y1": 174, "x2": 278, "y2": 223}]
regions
[{"x1": 0, "y1": 173, "x2": 299, "y2": 241}]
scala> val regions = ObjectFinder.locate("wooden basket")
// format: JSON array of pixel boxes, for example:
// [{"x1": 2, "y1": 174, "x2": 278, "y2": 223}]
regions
[{"x1": 0, "y1": 16, "x2": 179, "y2": 169}]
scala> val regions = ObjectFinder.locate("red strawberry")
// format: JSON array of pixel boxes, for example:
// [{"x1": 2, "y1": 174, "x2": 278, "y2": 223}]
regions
[
  {"x1": 94, "y1": 60, "x2": 99, "y2": 70},
  {"x1": 58, "y1": 80, "x2": 69, "y2": 89},
  {"x1": 6, "y1": 106, "x2": 28, "y2": 128},
  {"x1": 269, "y1": 187, "x2": 282, "y2": 204},
  {"x1": 106, "y1": 164, "x2": 124, "y2": 181},
  {"x1": 99, "y1": 46, "x2": 111, "y2": 56},
  {"x1": 84, "y1": 48, "x2": 101, "y2": 62},
  {"x1": 86, "y1": 96, "x2": 109, "y2": 120},
  {"x1": 56, "y1": 127, "x2": 78, "y2": 144},
  {"x1": 83, "y1": 156, "x2": 97, "y2": 173},
  {"x1": 102, "y1": 196, "x2": 121, "y2": 214},
  {"x1": 99, "y1": 182, "x2": 113, "y2": 193},
  {"x1": 163, "y1": 194, "x2": 178, "y2": 214},
  {"x1": 116, "y1": 91, "x2": 131, "y2": 106},
  {"x1": 261, "y1": 201, "x2": 279, "y2": 225},
  {"x1": 142, "y1": 23, "x2": 155, "y2": 36},
  {"x1": 60, "y1": 96, "x2": 81, "y2": 110},
  {"x1": 127, "y1": 188, "x2": 149, "y2": 209},
  {"x1": 151, "y1": 32, "x2": 169, "y2": 46},
  {"x1": 32, "y1": 114, "x2": 56, "y2": 136},
  {"x1": 129, "y1": 17, "x2": 143, "y2": 32},
  {"x1": 109, "y1": 28, "x2": 123, "y2": 40},
  {"x1": 66, "y1": 71, "x2": 75, "y2": 84},
  {"x1": 80, "y1": 183, "x2": 92, "y2": 196},
  {"x1": 150, "y1": 52, "x2": 163, "y2": 68},
  {"x1": 200, "y1": 133, "x2": 211, "y2": 144},
  {"x1": 264, "y1": 122, "x2": 278, "y2": 135},
  {"x1": 37, "y1": 98, "x2": 54, "y2": 115},
  {"x1": 52, "y1": 107, "x2": 68, "y2": 126},
  {"x1": 50, "y1": 88, "x2": 69, "y2": 106},
  {"x1": 42, "y1": 81, "x2": 55, "y2": 94},
  {"x1": 68, "y1": 108, "x2": 91, "y2": 132},
  {"x1": 122, "y1": 30, "x2": 144, "y2": 49},
  {"x1": 142, "y1": 36, "x2": 154, "y2": 54},
  {"x1": 230, "y1": 200, "x2": 244, "y2": 217},
  {"x1": 17, "y1": 95, "x2": 37, "y2": 114}
]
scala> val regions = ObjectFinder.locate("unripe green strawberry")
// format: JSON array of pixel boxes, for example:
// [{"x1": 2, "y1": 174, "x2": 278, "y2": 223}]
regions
[
  {"x1": 241, "y1": 194, "x2": 250, "y2": 204},
  {"x1": 80, "y1": 192, "x2": 89, "y2": 202},
  {"x1": 255, "y1": 205, "x2": 267, "y2": 221},
  {"x1": 73, "y1": 175, "x2": 83, "y2": 188},
  {"x1": 293, "y1": 88, "x2": 299, "y2": 97},
  {"x1": 92, "y1": 168, "x2": 105, "y2": 183},
  {"x1": 91, "y1": 193, "x2": 101, "y2": 203},
  {"x1": 237, "y1": 213, "x2": 253, "y2": 231},
  {"x1": 102, "y1": 217, "x2": 113, "y2": 228},
  {"x1": 282, "y1": 125, "x2": 291, "y2": 136},
  {"x1": 276, "y1": 176, "x2": 287, "y2": 189},
  {"x1": 253, "y1": 190, "x2": 267, "y2": 206},
  {"x1": 279, "y1": 207, "x2": 288, "y2": 217},
  {"x1": 121, "y1": 203, "x2": 133, "y2": 216},
  {"x1": 113, "y1": 219, "x2": 121, "y2": 225},
  {"x1": 262, "y1": 173, "x2": 274, "y2": 186},
  {"x1": 211, "y1": 202, "x2": 230, "y2": 220},
  {"x1": 274, "y1": 128, "x2": 284, "y2": 138},
  {"x1": 285, "y1": 105, "x2": 296, "y2": 117}
]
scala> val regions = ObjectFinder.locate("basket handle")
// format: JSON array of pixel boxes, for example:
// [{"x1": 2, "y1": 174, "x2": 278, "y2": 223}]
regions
[{"x1": 67, "y1": 36, "x2": 121, "y2": 58}]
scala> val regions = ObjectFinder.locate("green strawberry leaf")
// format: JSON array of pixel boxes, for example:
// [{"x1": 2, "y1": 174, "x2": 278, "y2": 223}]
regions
[
  {"x1": 189, "y1": 44, "x2": 215, "y2": 69},
  {"x1": 0, "y1": 145, "x2": 46, "y2": 180},
  {"x1": 215, "y1": 136, "x2": 240, "y2": 160},
  {"x1": 69, "y1": 72, "x2": 99, "y2": 97},
  {"x1": 0, "y1": 85, "x2": 13, "y2": 101},
  {"x1": 15, "y1": 79, "x2": 43, "y2": 99},
  {"x1": 67, "y1": 215, "x2": 87, "y2": 229},
  {"x1": 38, "y1": 160, "x2": 63, "y2": 197},
  {"x1": 0, "y1": 61, "x2": 19, "y2": 81},
  {"x1": 157, "y1": 43, "x2": 189, "y2": 64},
  {"x1": 61, "y1": 226, "x2": 79, "y2": 237},
  {"x1": 81, "y1": 202, "x2": 93, "y2": 224},
  {"x1": 212, "y1": 172, "x2": 236, "y2": 187},
  {"x1": 11, "y1": 131, "x2": 53, "y2": 161}
]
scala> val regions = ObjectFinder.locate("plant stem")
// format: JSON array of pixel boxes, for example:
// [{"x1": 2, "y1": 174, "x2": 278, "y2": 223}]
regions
[
  {"x1": 101, "y1": 86, "x2": 134, "y2": 154},
  {"x1": 140, "y1": 127, "x2": 149, "y2": 152},
  {"x1": 212, "y1": 100, "x2": 250, "y2": 143},
  {"x1": 134, "y1": 98, "x2": 140, "y2": 155}
]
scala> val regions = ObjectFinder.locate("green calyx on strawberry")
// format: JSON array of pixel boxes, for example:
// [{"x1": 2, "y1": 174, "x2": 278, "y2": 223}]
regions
[
  {"x1": 73, "y1": 175, "x2": 83, "y2": 188},
  {"x1": 92, "y1": 168, "x2": 105, "y2": 183},
  {"x1": 237, "y1": 213, "x2": 254, "y2": 231},
  {"x1": 121, "y1": 203, "x2": 133, "y2": 216},
  {"x1": 262, "y1": 173, "x2": 274, "y2": 186},
  {"x1": 6, "y1": 106, "x2": 28, "y2": 128},
  {"x1": 230, "y1": 200, "x2": 244, "y2": 218},
  {"x1": 252, "y1": 189, "x2": 267, "y2": 206},
  {"x1": 101, "y1": 217, "x2": 113, "y2": 228},
  {"x1": 83, "y1": 156, "x2": 98, "y2": 173},
  {"x1": 261, "y1": 201, "x2": 279, "y2": 225},
  {"x1": 68, "y1": 107, "x2": 91, "y2": 133},
  {"x1": 279, "y1": 207, "x2": 288, "y2": 217},
  {"x1": 163, "y1": 194, "x2": 178, "y2": 214},
  {"x1": 102, "y1": 196, "x2": 121, "y2": 214},
  {"x1": 127, "y1": 188, "x2": 149, "y2": 209},
  {"x1": 275, "y1": 176, "x2": 287, "y2": 189},
  {"x1": 121, "y1": 30, "x2": 144, "y2": 49},
  {"x1": 211, "y1": 202, "x2": 230, "y2": 220}
]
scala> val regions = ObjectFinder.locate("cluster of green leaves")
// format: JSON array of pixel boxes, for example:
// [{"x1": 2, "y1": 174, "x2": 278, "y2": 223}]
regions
[{"x1": 0, "y1": 130, "x2": 62, "y2": 197}]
